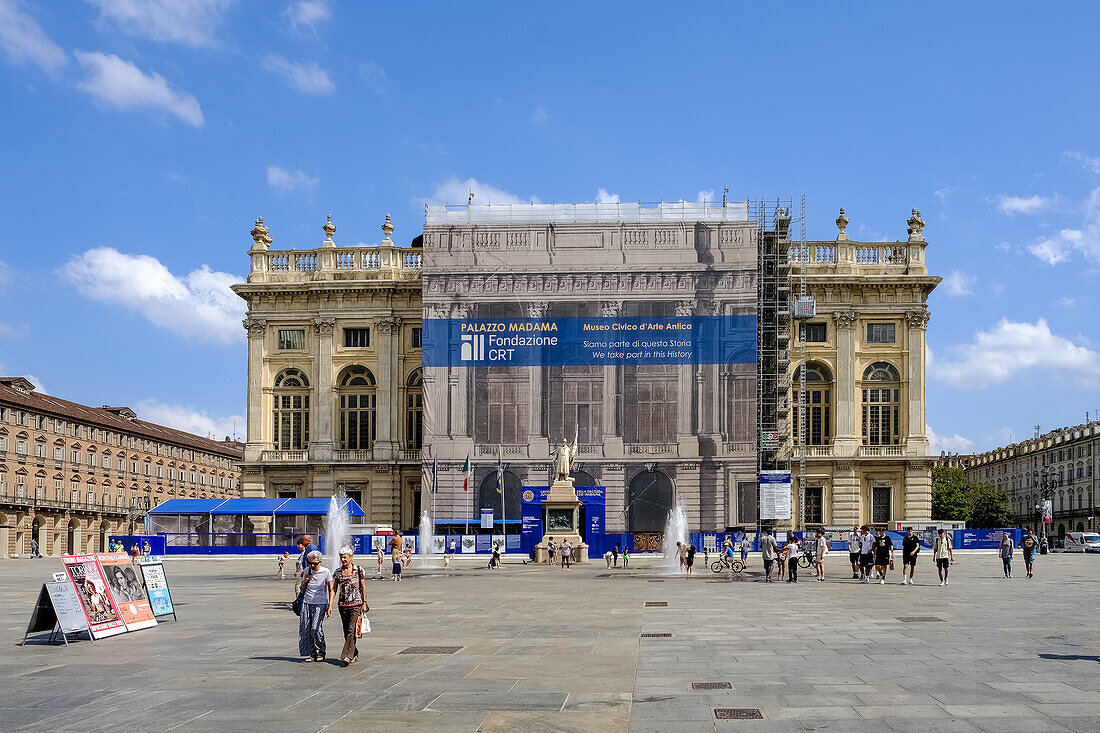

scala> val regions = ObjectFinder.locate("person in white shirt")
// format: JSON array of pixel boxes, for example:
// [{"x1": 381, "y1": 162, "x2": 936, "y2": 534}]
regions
[
  {"x1": 933, "y1": 528, "x2": 954, "y2": 585},
  {"x1": 847, "y1": 527, "x2": 861, "y2": 579},
  {"x1": 784, "y1": 538, "x2": 801, "y2": 582},
  {"x1": 814, "y1": 529, "x2": 828, "y2": 581},
  {"x1": 858, "y1": 526, "x2": 876, "y2": 583}
]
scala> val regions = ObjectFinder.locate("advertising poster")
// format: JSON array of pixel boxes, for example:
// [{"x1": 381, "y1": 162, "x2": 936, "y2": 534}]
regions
[
  {"x1": 138, "y1": 560, "x2": 175, "y2": 617},
  {"x1": 98, "y1": 553, "x2": 157, "y2": 631},
  {"x1": 431, "y1": 535, "x2": 446, "y2": 554},
  {"x1": 1042, "y1": 500, "x2": 1053, "y2": 524},
  {"x1": 62, "y1": 554, "x2": 127, "y2": 639},
  {"x1": 461, "y1": 534, "x2": 477, "y2": 553}
]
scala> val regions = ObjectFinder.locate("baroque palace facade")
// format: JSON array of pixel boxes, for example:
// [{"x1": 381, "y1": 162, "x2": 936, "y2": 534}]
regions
[
  {"x1": 0, "y1": 377, "x2": 242, "y2": 557},
  {"x1": 235, "y1": 204, "x2": 938, "y2": 533}
]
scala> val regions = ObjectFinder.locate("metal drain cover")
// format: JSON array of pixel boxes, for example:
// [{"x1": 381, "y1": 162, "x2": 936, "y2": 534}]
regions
[
  {"x1": 714, "y1": 708, "x2": 762, "y2": 719},
  {"x1": 693, "y1": 682, "x2": 732, "y2": 690},
  {"x1": 645, "y1": 601, "x2": 668, "y2": 607},
  {"x1": 640, "y1": 633, "x2": 672, "y2": 638},
  {"x1": 398, "y1": 646, "x2": 463, "y2": 654},
  {"x1": 897, "y1": 616, "x2": 945, "y2": 623}
]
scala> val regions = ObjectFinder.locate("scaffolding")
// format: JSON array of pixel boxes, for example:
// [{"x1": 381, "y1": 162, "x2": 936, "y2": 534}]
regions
[{"x1": 752, "y1": 199, "x2": 793, "y2": 531}]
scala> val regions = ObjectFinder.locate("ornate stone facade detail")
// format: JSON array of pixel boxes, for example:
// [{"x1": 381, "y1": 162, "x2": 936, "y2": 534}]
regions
[
  {"x1": 250, "y1": 217, "x2": 272, "y2": 249},
  {"x1": 526, "y1": 301, "x2": 549, "y2": 318},
  {"x1": 674, "y1": 300, "x2": 695, "y2": 317},
  {"x1": 835, "y1": 207, "x2": 849, "y2": 241},
  {"x1": 906, "y1": 309, "x2": 931, "y2": 330},
  {"x1": 373, "y1": 317, "x2": 399, "y2": 335},
  {"x1": 312, "y1": 317, "x2": 336, "y2": 336},
  {"x1": 244, "y1": 318, "x2": 267, "y2": 337},
  {"x1": 322, "y1": 214, "x2": 337, "y2": 243},
  {"x1": 833, "y1": 310, "x2": 858, "y2": 330},
  {"x1": 907, "y1": 208, "x2": 926, "y2": 240},
  {"x1": 600, "y1": 300, "x2": 624, "y2": 317}
]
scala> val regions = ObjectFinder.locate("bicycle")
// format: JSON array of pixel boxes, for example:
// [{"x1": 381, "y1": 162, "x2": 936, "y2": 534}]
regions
[
  {"x1": 710, "y1": 557, "x2": 745, "y2": 574},
  {"x1": 798, "y1": 550, "x2": 815, "y2": 569}
]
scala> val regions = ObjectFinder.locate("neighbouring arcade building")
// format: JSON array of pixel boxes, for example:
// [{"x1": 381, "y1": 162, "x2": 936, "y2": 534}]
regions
[
  {"x1": 235, "y1": 201, "x2": 938, "y2": 537},
  {"x1": 0, "y1": 377, "x2": 243, "y2": 557}
]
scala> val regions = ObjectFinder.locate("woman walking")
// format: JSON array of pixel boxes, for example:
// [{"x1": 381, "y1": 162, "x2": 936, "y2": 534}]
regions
[
  {"x1": 376, "y1": 545, "x2": 385, "y2": 578},
  {"x1": 331, "y1": 547, "x2": 368, "y2": 667},
  {"x1": 1000, "y1": 532, "x2": 1015, "y2": 578},
  {"x1": 297, "y1": 550, "x2": 333, "y2": 662}
]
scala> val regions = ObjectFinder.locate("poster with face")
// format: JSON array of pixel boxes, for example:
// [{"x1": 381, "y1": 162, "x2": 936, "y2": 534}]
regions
[
  {"x1": 62, "y1": 554, "x2": 127, "y2": 639},
  {"x1": 98, "y1": 553, "x2": 157, "y2": 630}
]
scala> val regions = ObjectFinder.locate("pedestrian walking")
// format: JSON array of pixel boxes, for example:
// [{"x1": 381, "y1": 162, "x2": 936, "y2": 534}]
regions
[
  {"x1": 676, "y1": 541, "x2": 687, "y2": 574},
  {"x1": 391, "y1": 542, "x2": 403, "y2": 582},
  {"x1": 276, "y1": 551, "x2": 290, "y2": 579},
  {"x1": 776, "y1": 538, "x2": 787, "y2": 580},
  {"x1": 375, "y1": 545, "x2": 385, "y2": 577},
  {"x1": 873, "y1": 527, "x2": 894, "y2": 584},
  {"x1": 604, "y1": 549, "x2": 613, "y2": 568},
  {"x1": 30, "y1": 538, "x2": 40, "y2": 558},
  {"x1": 299, "y1": 534, "x2": 320, "y2": 576},
  {"x1": 785, "y1": 537, "x2": 800, "y2": 582},
  {"x1": 445, "y1": 539, "x2": 456, "y2": 568},
  {"x1": 622, "y1": 546, "x2": 629, "y2": 567},
  {"x1": 331, "y1": 547, "x2": 368, "y2": 667},
  {"x1": 933, "y1": 528, "x2": 954, "y2": 586},
  {"x1": 1021, "y1": 529, "x2": 1038, "y2": 578},
  {"x1": 547, "y1": 536, "x2": 556, "y2": 566},
  {"x1": 814, "y1": 529, "x2": 828, "y2": 581},
  {"x1": 560, "y1": 539, "x2": 572, "y2": 570},
  {"x1": 900, "y1": 527, "x2": 920, "y2": 585},
  {"x1": 858, "y1": 526, "x2": 875, "y2": 583},
  {"x1": 739, "y1": 536, "x2": 749, "y2": 563},
  {"x1": 848, "y1": 527, "x2": 861, "y2": 579},
  {"x1": 686, "y1": 543, "x2": 696, "y2": 577},
  {"x1": 1000, "y1": 532, "x2": 1015, "y2": 578},
  {"x1": 612, "y1": 543, "x2": 620, "y2": 568},
  {"x1": 142, "y1": 540, "x2": 151, "y2": 556},
  {"x1": 759, "y1": 530, "x2": 778, "y2": 582},
  {"x1": 297, "y1": 550, "x2": 333, "y2": 662}
]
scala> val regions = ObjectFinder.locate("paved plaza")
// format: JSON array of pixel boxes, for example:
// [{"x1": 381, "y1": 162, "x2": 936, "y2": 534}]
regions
[{"x1": 3, "y1": 552, "x2": 1100, "y2": 732}]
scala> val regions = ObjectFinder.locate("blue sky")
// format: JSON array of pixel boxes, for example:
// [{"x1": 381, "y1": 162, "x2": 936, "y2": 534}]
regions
[{"x1": 2, "y1": 1, "x2": 1100, "y2": 453}]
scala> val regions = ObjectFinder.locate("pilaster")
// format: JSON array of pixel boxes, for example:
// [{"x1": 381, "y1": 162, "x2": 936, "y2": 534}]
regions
[
  {"x1": 904, "y1": 461, "x2": 933, "y2": 522},
  {"x1": 243, "y1": 318, "x2": 267, "y2": 461},
  {"x1": 832, "y1": 461, "x2": 861, "y2": 526},
  {"x1": 833, "y1": 310, "x2": 860, "y2": 455},
  {"x1": 311, "y1": 317, "x2": 336, "y2": 462}
]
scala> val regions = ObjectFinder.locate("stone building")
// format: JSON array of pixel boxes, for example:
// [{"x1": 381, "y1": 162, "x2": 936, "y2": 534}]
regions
[
  {"x1": 232, "y1": 215, "x2": 424, "y2": 529},
  {"x1": 958, "y1": 421, "x2": 1100, "y2": 537},
  {"x1": 786, "y1": 208, "x2": 938, "y2": 528},
  {"x1": 0, "y1": 376, "x2": 242, "y2": 557}
]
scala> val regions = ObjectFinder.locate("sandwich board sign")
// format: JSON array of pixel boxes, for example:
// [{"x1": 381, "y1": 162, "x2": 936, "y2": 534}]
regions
[
  {"x1": 22, "y1": 581, "x2": 90, "y2": 645},
  {"x1": 139, "y1": 559, "x2": 177, "y2": 620}
]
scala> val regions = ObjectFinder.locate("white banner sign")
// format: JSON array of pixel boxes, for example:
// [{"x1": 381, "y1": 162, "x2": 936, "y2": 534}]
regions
[{"x1": 759, "y1": 470, "x2": 792, "y2": 520}]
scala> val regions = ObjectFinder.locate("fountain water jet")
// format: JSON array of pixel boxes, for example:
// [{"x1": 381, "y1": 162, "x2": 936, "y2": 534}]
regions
[
  {"x1": 324, "y1": 491, "x2": 352, "y2": 571},
  {"x1": 662, "y1": 499, "x2": 688, "y2": 574},
  {"x1": 418, "y1": 509, "x2": 441, "y2": 567}
]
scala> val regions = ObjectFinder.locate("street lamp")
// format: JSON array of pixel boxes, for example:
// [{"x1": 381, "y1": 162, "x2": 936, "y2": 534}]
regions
[{"x1": 1039, "y1": 468, "x2": 1060, "y2": 552}]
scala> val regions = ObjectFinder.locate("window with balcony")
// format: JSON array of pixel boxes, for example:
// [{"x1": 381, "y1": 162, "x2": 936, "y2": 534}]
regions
[
  {"x1": 792, "y1": 363, "x2": 832, "y2": 446},
  {"x1": 273, "y1": 368, "x2": 310, "y2": 450},
  {"x1": 338, "y1": 366, "x2": 376, "y2": 450},
  {"x1": 405, "y1": 368, "x2": 423, "y2": 449},
  {"x1": 861, "y1": 362, "x2": 901, "y2": 446}
]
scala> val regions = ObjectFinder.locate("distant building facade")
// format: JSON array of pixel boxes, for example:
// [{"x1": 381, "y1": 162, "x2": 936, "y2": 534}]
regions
[
  {"x1": 232, "y1": 215, "x2": 424, "y2": 530},
  {"x1": 959, "y1": 422, "x2": 1100, "y2": 536},
  {"x1": 0, "y1": 377, "x2": 242, "y2": 557}
]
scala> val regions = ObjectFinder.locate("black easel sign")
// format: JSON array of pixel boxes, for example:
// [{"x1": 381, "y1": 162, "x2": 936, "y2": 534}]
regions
[
  {"x1": 22, "y1": 581, "x2": 90, "y2": 645},
  {"x1": 138, "y1": 559, "x2": 177, "y2": 620}
]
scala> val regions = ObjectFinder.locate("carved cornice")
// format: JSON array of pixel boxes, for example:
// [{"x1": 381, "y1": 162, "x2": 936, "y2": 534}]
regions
[{"x1": 422, "y1": 270, "x2": 757, "y2": 299}]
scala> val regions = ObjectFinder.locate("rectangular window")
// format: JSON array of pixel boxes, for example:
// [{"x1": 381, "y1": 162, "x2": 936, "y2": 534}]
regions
[
  {"x1": 344, "y1": 328, "x2": 370, "y2": 348},
  {"x1": 866, "y1": 323, "x2": 896, "y2": 343},
  {"x1": 800, "y1": 322, "x2": 826, "y2": 343},
  {"x1": 410, "y1": 327, "x2": 422, "y2": 349},
  {"x1": 804, "y1": 487, "x2": 824, "y2": 524},
  {"x1": 277, "y1": 329, "x2": 306, "y2": 350},
  {"x1": 737, "y1": 481, "x2": 758, "y2": 525},
  {"x1": 872, "y1": 486, "x2": 891, "y2": 524}
]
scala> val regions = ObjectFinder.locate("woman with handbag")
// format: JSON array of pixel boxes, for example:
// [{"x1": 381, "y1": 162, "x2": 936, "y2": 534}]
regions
[
  {"x1": 297, "y1": 550, "x2": 333, "y2": 662},
  {"x1": 331, "y1": 547, "x2": 368, "y2": 667}
]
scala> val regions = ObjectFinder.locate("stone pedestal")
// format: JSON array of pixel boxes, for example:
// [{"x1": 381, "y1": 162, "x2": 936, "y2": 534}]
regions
[{"x1": 536, "y1": 478, "x2": 588, "y2": 563}]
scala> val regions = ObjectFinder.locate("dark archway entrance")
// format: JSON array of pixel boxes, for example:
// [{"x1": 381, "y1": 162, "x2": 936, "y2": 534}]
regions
[
  {"x1": 66, "y1": 519, "x2": 77, "y2": 554},
  {"x1": 627, "y1": 470, "x2": 674, "y2": 532},
  {"x1": 478, "y1": 470, "x2": 523, "y2": 528}
]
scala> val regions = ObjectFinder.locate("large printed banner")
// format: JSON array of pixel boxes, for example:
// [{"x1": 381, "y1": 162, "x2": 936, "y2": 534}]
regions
[
  {"x1": 62, "y1": 554, "x2": 127, "y2": 639},
  {"x1": 759, "y1": 471, "x2": 792, "y2": 521},
  {"x1": 98, "y1": 553, "x2": 157, "y2": 630},
  {"x1": 423, "y1": 315, "x2": 756, "y2": 367}
]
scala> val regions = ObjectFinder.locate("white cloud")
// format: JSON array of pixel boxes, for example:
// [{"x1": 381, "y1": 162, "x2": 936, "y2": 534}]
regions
[
  {"x1": 997, "y1": 194, "x2": 1054, "y2": 216},
  {"x1": 697, "y1": 189, "x2": 716, "y2": 203},
  {"x1": 75, "y1": 51, "x2": 204, "y2": 127},
  {"x1": 933, "y1": 186, "x2": 958, "y2": 202},
  {"x1": 86, "y1": 0, "x2": 235, "y2": 46},
  {"x1": 0, "y1": 0, "x2": 66, "y2": 71},
  {"x1": 1066, "y1": 150, "x2": 1100, "y2": 175},
  {"x1": 0, "y1": 259, "x2": 11, "y2": 285},
  {"x1": 989, "y1": 282, "x2": 1005, "y2": 297},
  {"x1": 927, "y1": 425, "x2": 974, "y2": 455},
  {"x1": 285, "y1": 0, "x2": 329, "y2": 32},
  {"x1": 261, "y1": 53, "x2": 334, "y2": 94},
  {"x1": 944, "y1": 269, "x2": 976, "y2": 297},
  {"x1": 531, "y1": 106, "x2": 548, "y2": 123},
  {"x1": 267, "y1": 165, "x2": 318, "y2": 193},
  {"x1": 61, "y1": 247, "x2": 244, "y2": 344},
  {"x1": 134, "y1": 399, "x2": 241, "y2": 440},
  {"x1": 0, "y1": 321, "x2": 27, "y2": 338},
  {"x1": 1026, "y1": 187, "x2": 1100, "y2": 265},
  {"x1": 931, "y1": 317, "x2": 1100, "y2": 389},
  {"x1": 360, "y1": 60, "x2": 386, "y2": 94},
  {"x1": 595, "y1": 188, "x2": 619, "y2": 204},
  {"x1": 1056, "y1": 296, "x2": 1077, "y2": 309},
  {"x1": 426, "y1": 176, "x2": 539, "y2": 206}
]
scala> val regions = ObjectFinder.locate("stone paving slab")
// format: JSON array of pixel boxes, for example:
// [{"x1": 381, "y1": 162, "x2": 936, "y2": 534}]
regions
[{"x1": 2, "y1": 553, "x2": 1100, "y2": 731}]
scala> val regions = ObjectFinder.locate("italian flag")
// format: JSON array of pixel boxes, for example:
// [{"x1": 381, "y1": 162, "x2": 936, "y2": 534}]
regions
[{"x1": 462, "y1": 454, "x2": 472, "y2": 491}]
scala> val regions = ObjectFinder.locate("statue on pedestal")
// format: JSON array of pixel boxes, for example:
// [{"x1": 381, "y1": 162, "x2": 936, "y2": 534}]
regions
[{"x1": 552, "y1": 429, "x2": 578, "y2": 483}]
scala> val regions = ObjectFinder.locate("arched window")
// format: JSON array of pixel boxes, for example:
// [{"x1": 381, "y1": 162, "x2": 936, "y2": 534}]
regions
[
  {"x1": 338, "y1": 366, "x2": 376, "y2": 450},
  {"x1": 405, "y1": 369, "x2": 423, "y2": 450},
  {"x1": 627, "y1": 469, "x2": 674, "y2": 532},
  {"x1": 861, "y1": 362, "x2": 900, "y2": 446},
  {"x1": 793, "y1": 363, "x2": 832, "y2": 446},
  {"x1": 273, "y1": 368, "x2": 310, "y2": 450}
]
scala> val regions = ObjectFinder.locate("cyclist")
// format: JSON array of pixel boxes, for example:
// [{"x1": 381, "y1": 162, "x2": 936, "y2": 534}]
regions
[{"x1": 722, "y1": 541, "x2": 738, "y2": 570}]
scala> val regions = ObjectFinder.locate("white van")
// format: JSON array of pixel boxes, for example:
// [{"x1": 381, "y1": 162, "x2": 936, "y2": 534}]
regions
[{"x1": 1063, "y1": 532, "x2": 1100, "y2": 553}]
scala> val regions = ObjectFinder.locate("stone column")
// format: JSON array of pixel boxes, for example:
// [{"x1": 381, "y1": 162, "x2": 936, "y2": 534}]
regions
[
  {"x1": 832, "y1": 462, "x2": 861, "y2": 526},
  {"x1": 904, "y1": 461, "x2": 933, "y2": 521},
  {"x1": 243, "y1": 318, "x2": 267, "y2": 462},
  {"x1": 527, "y1": 301, "x2": 549, "y2": 459},
  {"x1": 675, "y1": 300, "x2": 698, "y2": 457},
  {"x1": 373, "y1": 317, "x2": 399, "y2": 461},
  {"x1": 311, "y1": 318, "x2": 336, "y2": 462},
  {"x1": 833, "y1": 310, "x2": 860, "y2": 456},
  {"x1": 601, "y1": 301, "x2": 624, "y2": 458},
  {"x1": 905, "y1": 310, "x2": 931, "y2": 454}
]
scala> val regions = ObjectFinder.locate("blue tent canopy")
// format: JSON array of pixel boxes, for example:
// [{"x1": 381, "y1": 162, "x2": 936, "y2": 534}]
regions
[
  {"x1": 274, "y1": 498, "x2": 365, "y2": 517},
  {"x1": 149, "y1": 499, "x2": 228, "y2": 514},
  {"x1": 209, "y1": 498, "x2": 289, "y2": 515}
]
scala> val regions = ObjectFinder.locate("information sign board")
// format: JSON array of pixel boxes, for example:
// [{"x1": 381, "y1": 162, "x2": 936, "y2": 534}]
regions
[{"x1": 138, "y1": 560, "x2": 176, "y2": 619}]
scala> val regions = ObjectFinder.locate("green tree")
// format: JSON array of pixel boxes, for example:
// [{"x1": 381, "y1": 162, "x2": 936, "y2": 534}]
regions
[
  {"x1": 931, "y1": 465, "x2": 970, "y2": 521},
  {"x1": 967, "y1": 484, "x2": 1014, "y2": 528}
]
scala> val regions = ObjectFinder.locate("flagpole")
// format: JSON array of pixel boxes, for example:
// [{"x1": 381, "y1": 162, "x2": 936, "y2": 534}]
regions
[
  {"x1": 463, "y1": 461, "x2": 468, "y2": 536},
  {"x1": 499, "y1": 445, "x2": 505, "y2": 543}
]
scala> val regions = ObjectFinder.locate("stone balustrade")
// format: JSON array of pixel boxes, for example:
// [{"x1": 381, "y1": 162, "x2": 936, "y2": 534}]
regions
[
  {"x1": 249, "y1": 244, "x2": 421, "y2": 284},
  {"x1": 791, "y1": 240, "x2": 927, "y2": 275}
]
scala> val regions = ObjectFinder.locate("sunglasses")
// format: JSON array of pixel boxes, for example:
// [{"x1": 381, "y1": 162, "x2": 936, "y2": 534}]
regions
[{"x1": 308, "y1": 560, "x2": 321, "y2": 565}]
